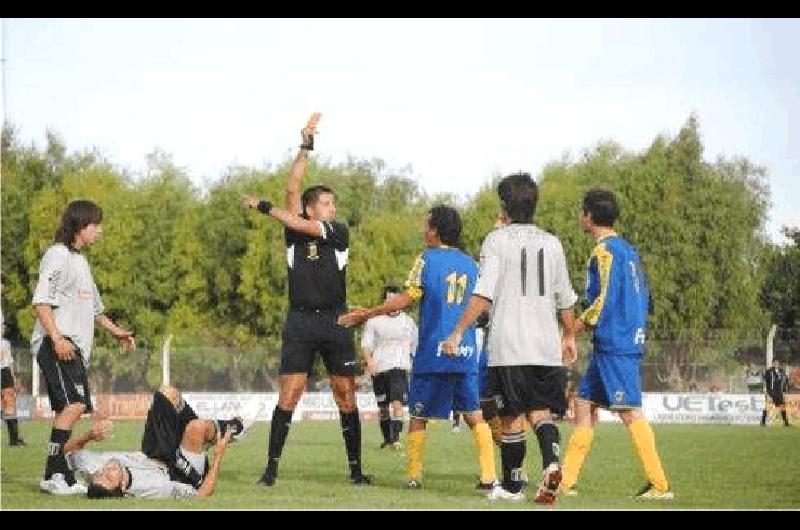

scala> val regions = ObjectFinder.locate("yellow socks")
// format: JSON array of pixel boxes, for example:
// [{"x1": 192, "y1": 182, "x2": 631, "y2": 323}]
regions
[
  {"x1": 561, "y1": 426, "x2": 595, "y2": 490},
  {"x1": 628, "y1": 419, "x2": 669, "y2": 492},
  {"x1": 472, "y1": 422, "x2": 496, "y2": 484},
  {"x1": 407, "y1": 430, "x2": 427, "y2": 480}
]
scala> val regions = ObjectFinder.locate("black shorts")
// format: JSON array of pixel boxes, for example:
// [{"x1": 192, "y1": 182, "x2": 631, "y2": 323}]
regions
[
  {"x1": 141, "y1": 391, "x2": 207, "y2": 487},
  {"x1": 372, "y1": 368, "x2": 408, "y2": 407},
  {"x1": 489, "y1": 365, "x2": 567, "y2": 418},
  {"x1": 280, "y1": 308, "x2": 356, "y2": 376},
  {"x1": 769, "y1": 392, "x2": 786, "y2": 407},
  {"x1": 1, "y1": 367, "x2": 14, "y2": 389},
  {"x1": 36, "y1": 337, "x2": 93, "y2": 413}
]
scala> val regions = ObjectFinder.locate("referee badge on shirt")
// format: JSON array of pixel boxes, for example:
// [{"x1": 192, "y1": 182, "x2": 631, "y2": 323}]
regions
[
  {"x1": 307, "y1": 241, "x2": 319, "y2": 260},
  {"x1": 614, "y1": 390, "x2": 625, "y2": 404}
]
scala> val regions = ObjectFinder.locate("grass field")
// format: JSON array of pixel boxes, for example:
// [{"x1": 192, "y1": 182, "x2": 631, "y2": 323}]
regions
[{"x1": 2, "y1": 419, "x2": 799, "y2": 509}]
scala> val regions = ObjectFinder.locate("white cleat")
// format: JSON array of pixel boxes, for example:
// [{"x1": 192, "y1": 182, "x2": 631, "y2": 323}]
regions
[
  {"x1": 487, "y1": 484, "x2": 525, "y2": 501},
  {"x1": 40, "y1": 473, "x2": 88, "y2": 495},
  {"x1": 234, "y1": 400, "x2": 261, "y2": 441}
]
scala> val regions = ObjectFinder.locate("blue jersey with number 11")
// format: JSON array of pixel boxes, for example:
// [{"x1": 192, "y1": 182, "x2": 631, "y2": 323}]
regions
[{"x1": 404, "y1": 247, "x2": 478, "y2": 374}]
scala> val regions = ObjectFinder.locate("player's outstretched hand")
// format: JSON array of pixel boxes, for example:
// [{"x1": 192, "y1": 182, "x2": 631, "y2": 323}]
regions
[{"x1": 337, "y1": 308, "x2": 370, "y2": 328}]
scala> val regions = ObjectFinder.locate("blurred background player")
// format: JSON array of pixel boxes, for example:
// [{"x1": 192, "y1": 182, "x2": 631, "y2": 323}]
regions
[
  {"x1": 762, "y1": 359, "x2": 791, "y2": 427},
  {"x1": 361, "y1": 285, "x2": 417, "y2": 450},
  {"x1": 1, "y1": 320, "x2": 25, "y2": 446}
]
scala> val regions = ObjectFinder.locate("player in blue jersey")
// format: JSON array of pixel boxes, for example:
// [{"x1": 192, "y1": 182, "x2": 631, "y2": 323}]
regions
[
  {"x1": 560, "y1": 188, "x2": 672, "y2": 500},
  {"x1": 339, "y1": 205, "x2": 497, "y2": 491}
]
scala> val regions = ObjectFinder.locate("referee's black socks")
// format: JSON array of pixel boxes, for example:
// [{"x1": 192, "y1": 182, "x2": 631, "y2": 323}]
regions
[
  {"x1": 265, "y1": 406, "x2": 294, "y2": 478},
  {"x1": 340, "y1": 409, "x2": 363, "y2": 478}
]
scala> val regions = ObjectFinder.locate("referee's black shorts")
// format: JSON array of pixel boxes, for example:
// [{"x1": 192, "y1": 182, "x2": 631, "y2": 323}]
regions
[
  {"x1": 489, "y1": 365, "x2": 567, "y2": 418},
  {"x1": 36, "y1": 336, "x2": 93, "y2": 413},
  {"x1": 769, "y1": 392, "x2": 786, "y2": 407},
  {"x1": 280, "y1": 308, "x2": 357, "y2": 376}
]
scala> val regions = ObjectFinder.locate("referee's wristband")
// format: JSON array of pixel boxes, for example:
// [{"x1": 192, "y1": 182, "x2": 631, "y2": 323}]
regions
[{"x1": 257, "y1": 200, "x2": 273, "y2": 216}]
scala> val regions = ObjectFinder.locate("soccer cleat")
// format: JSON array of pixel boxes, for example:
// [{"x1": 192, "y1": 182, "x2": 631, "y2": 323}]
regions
[
  {"x1": 534, "y1": 463, "x2": 562, "y2": 505},
  {"x1": 256, "y1": 472, "x2": 277, "y2": 487},
  {"x1": 475, "y1": 480, "x2": 498, "y2": 492},
  {"x1": 380, "y1": 442, "x2": 390, "y2": 449},
  {"x1": 559, "y1": 485, "x2": 579, "y2": 496},
  {"x1": 390, "y1": 441, "x2": 404, "y2": 453},
  {"x1": 634, "y1": 482, "x2": 674, "y2": 500},
  {"x1": 350, "y1": 474, "x2": 374, "y2": 486},
  {"x1": 487, "y1": 484, "x2": 525, "y2": 501},
  {"x1": 234, "y1": 401, "x2": 261, "y2": 441},
  {"x1": 407, "y1": 479, "x2": 422, "y2": 489},
  {"x1": 40, "y1": 473, "x2": 87, "y2": 495},
  {"x1": 9, "y1": 438, "x2": 26, "y2": 447}
]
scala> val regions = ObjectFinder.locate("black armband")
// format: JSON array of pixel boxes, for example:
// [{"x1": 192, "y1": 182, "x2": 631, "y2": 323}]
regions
[
  {"x1": 257, "y1": 200, "x2": 273, "y2": 216},
  {"x1": 300, "y1": 129, "x2": 314, "y2": 151}
]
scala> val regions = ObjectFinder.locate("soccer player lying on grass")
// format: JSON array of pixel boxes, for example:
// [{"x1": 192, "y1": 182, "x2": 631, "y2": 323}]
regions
[{"x1": 61, "y1": 386, "x2": 250, "y2": 499}]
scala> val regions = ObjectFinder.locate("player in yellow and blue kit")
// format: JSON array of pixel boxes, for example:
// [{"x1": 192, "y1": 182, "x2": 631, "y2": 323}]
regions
[
  {"x1": 339, "y1": 205, "x2": 497, "y2": 491},
  {"x1": 560, "y1": 188, "x2": 672, "y2": 500}
]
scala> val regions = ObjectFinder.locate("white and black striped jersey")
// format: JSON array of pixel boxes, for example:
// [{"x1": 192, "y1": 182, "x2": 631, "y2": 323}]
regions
[{"x1": 473, "y1": 224, "x2": 577, "y2": 367}]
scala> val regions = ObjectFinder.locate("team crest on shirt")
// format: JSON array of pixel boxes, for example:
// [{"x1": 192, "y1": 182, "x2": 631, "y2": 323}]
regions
[
  {"x1": 412, "y1": 402, "x2": 425, "y2": 417},
  {"x1": 614, "y1": 390, "x2": 625, "y2": 403},
  {"x1": 307, "y1": 242, "x2": 319, "y2": 260}
]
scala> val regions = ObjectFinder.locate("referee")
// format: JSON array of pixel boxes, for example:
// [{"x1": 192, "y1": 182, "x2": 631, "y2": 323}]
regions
[
  {"x1": 245, "y1": 113, "x2": 372, "y2": 487},
  {"x1": 762, "y1": 360, "x2": 791, "y2": 427}
]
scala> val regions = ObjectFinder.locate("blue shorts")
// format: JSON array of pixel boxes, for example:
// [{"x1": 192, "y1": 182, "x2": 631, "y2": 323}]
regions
[
  {"x1": 408, "y1": 372, "x2": 480, "y2": 419},
  {"x1": 578, "y1": 351, "x2": 642, "y2": 409}
]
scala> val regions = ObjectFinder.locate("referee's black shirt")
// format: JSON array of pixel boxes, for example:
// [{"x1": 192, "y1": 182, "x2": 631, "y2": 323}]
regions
[
  {"x1": 285, "y1": 219, "x2": 349, "y2": 310},
  {"x1": 765, "y1": 367, "x2": 789, "y2": 396}
]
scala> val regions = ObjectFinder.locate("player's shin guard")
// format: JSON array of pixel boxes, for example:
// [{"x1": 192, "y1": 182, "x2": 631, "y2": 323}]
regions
[
  {"x1": 533, "y1": 420, "x2": 561, "y2": 469},
  {"x1": 561, "y1": 426, "x2": 594, "y2": 489},
  {"x1": 266, "y1": 406, "x2": 293, "y2": 477},
  {"x1": 407, "y1": 430, "x2": 426, "y2": 480},
  {"x1": 628, "y1": 419, "x2": 669, "y2": 492},
  {"x1": 471, "y1": 422, "x2": 496, "y2": 484},
  {"x1": 44, "y1": 428, "x2": 73, "y2": 483},
  {"x1": 500, "y1": 431, "x2": 526, "y2": 493},
  {"x1": 340, "y1": 410, "x2": 363, "y2": 478}
]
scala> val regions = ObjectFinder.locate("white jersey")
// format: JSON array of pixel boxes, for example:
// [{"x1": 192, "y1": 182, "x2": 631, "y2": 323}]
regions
[
  {"x1": 361, "y1": 312, "x2": 417, "y2": 373},
  {"x1": 69, "y1": 450, "x2": 197, "y2": 499},
  {"x1": 473, "y1": 224, "x2": 577, "y2": 367},
  {"x1": 31, "y1": 243, "x2": 105, "y2": 364},
  {"x1": 1, "y1": 338, "x2": 12, "y2": 369}
]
